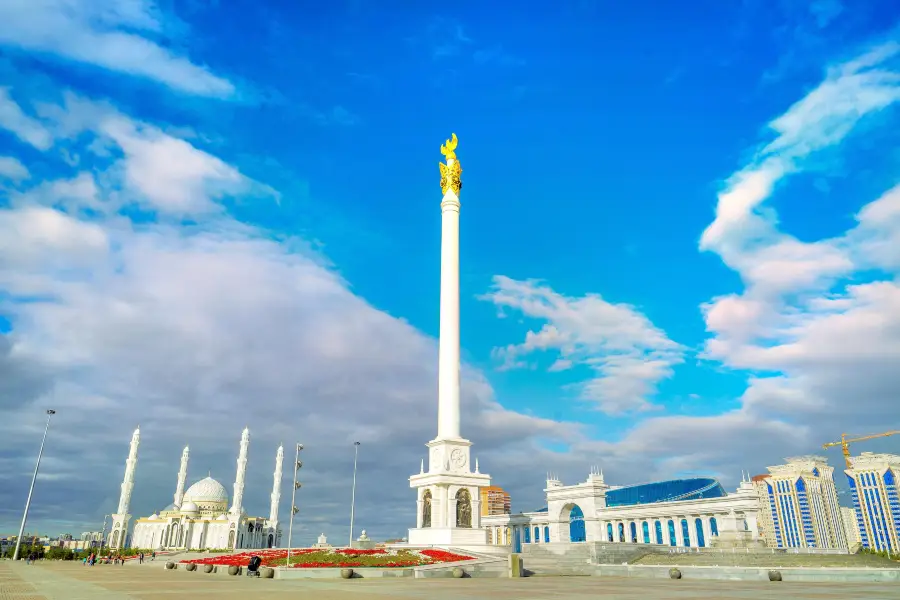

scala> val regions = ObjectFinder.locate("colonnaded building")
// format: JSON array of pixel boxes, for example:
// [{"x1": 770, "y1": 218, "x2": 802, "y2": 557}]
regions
[
  {"x1": 108, "y1": 427, "x2": 284, "y2": 551},
  {"x1": 481, "y1": 468, "x2": 762, "y2": 551}
]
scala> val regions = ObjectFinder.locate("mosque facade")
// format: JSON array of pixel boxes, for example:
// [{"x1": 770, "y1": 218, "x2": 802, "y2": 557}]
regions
[{"x1": 110, "y1": 427, "x2": 284, "y2": 551}]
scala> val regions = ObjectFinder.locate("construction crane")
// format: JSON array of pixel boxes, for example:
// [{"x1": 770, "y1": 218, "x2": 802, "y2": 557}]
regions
[{"x1": 822, "y1": 431, "x2": 900, "y2": 469}]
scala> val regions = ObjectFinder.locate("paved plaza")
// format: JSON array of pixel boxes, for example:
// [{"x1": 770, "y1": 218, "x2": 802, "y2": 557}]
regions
[{"x1": 3, "y1": 561, "x2": 900, "y2": 600}]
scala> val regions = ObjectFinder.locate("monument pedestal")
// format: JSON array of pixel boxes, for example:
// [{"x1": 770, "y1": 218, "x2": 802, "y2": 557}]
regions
[
  {"x1": 409, "y1": 437, "x2": 491, "y2": 546},
  {"x1": 407, "y1": 526, "x2": 488, "y2": 546}
]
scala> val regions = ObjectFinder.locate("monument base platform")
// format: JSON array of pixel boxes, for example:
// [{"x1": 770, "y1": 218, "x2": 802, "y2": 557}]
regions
[{"x1": 407, "y1": 527, "x2": 488, "y2": 546}]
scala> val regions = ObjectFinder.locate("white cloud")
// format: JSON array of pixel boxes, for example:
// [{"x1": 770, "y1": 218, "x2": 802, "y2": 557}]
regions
[
  {"x1": 0, "y1": 0, "x2": 234, "y2": 98},
  {"x1": 0, "y1": 96, "x2": 587, "y2": 541},
  {"x1": 100, "y1": 114, "x2": 244, "y2": 214},
  {"x1": 482, "y1": 276, "x2": 683, "y2": 415},
  {"x1": 628, "y1": 40, "x2": 900, "y2": 478},
  {"x1": 31, "y1": 92, "x2": 260, "y2": 215},
  {"x1": 0, "y1": 205, "x2": 109, "y2": 274},
  {"x1": 0, "y1": 156, "x2": 30, "y2": 181},
  {"x1": 0, "y1": 88, "x2": 53, "y2": 150}
]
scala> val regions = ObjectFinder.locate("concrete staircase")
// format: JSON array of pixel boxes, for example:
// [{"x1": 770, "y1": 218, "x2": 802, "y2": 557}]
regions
[{"x1": 521, "y1": 543, "x2": 595, "y2": 576}]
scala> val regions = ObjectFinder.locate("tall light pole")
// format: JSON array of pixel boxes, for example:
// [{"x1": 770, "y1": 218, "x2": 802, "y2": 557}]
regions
[
  {"x1": 13, "y1": 409, "x2": 56, "y2": 561},
  {"x1": 99, "y1": 514, "x2": 109, "y2": 554},
  {"x1": 349, "y1": 441, "x2": 360, "y2": 547},
  {"x1": 286, "y1": 443, "x2": 303, "y2": 567}
]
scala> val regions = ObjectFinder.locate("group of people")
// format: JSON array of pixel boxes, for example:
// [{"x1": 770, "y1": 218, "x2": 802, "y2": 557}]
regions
[{"x1": 82, "y1": 552, "x2": 130, "y2": 565}]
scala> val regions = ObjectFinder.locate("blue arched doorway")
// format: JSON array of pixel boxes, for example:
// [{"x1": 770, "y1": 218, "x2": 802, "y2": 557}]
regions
[{"x1": 569, "y1": 505, "x2": 586, "y2": 542}]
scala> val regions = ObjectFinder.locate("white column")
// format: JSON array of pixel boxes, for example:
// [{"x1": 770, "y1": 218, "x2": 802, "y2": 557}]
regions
[
  {"x1": 117, "y1": 427, "x2": 140, "y2": 515},
  {"x1": 173, "y1": 445, "x2": 189, "y2": 509},
  {"x1": 231, "y1": 427, "x2": 250, "y2": 515},
  {"x1": 471, "y1": 491, "x2": 482, "y2": 529},
  {"x1": 702, "y1": 516, "x2": 713, "y2": 546},
  {"x1": 437, "y1": 184, "x2": 461, "y2": 441},
  {"x1": 269, "y1": 445, "x2": 284, "y2": 527},
  {"x1": 675, "y1": 519, "x2": 684, "y2": 547}
]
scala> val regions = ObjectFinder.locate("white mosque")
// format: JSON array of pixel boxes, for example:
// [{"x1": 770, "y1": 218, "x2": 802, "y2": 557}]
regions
[{"x1": 108, "y1": 427, "x2": 284, "y2": 551}]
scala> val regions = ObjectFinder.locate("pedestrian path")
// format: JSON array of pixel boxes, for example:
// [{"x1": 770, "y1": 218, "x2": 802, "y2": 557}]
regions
[{"x1": 3, "y1": 559, "x2": 900, "y2": 600}]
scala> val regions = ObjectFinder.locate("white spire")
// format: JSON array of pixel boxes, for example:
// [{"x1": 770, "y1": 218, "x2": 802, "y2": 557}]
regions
[
  {"x1": 475, "y1": 457, "x2": 480, "y2": 473},
  {"x1": 230, "y1": 427, "x2": 250, "y2": 515},
  {"x1": 116, "y1": 427, "x2": 140, "y2": 515},
  {"x1": 420, "y1": 458, "x2": 424, "y2": 474},
  {"x1": 269, "y1": 445, "x2": 284, "y2": 525},
  {"x1": 437, "y1": 138, "x2": 462, "y2": 441},
  {"x1": 173, "y1": 445, "x2": 189, "y2": 509}
]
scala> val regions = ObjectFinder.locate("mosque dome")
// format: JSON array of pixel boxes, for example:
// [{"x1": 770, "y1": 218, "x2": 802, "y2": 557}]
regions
[
  {"x1": 184, "y1": 477, "x2": 228, "y2": 502},
  {"x1": 182, "y1": 477, "x2": 229, "y2": 513},
  {"x1": 180, "y1": 501, "x2": 200, "y2": 515}
]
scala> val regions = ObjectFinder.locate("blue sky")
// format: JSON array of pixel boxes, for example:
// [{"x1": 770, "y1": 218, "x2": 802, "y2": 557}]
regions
[{"x1": 0, "y1": 0, "x2": 899, "y2": 541}]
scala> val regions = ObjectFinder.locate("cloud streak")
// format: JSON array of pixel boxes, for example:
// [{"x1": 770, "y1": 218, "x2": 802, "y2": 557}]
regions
[
  {"x1": 0, "y1": 0, "x2": 234, "y2": 98},
  {"x1": 482, "y1": 276, "x2": 683, "y2": 415}
]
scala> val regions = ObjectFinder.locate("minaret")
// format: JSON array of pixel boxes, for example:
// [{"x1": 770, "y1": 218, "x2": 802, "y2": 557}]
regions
[
  {"x1": 117, "y1": 427, "x2": 140, "y2": 515},
  {"x1": 408, "y1": 134, "x2": 491, "y2": 546},
  {"x1": 437, "y1": 133, "x2": 462, "y2": 441},
  {"x1": 269, "y1": 445, "x2": 283, "y2": 526},
  {"x1": 230, "y1": 427, "x2": 250, "y2": 515},
  {"x1": 173, "y1": 445, "x2": 189, "y2": 509},
  {"x1": 110, "y1": 427, "x2": 139, "y2": 549}
]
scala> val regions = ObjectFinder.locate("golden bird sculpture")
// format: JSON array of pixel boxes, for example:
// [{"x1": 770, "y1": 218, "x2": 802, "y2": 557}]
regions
[{"x1": 440, "y1": 133, "x2": 458, "y2": 161}]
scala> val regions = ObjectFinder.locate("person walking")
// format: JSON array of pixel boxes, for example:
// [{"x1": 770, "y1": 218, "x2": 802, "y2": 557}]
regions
[{"x1": 139, "y1": 552, "x2": 144, "y2": 564}]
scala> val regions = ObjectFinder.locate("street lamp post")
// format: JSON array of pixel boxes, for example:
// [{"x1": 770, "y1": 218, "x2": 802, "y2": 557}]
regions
[
  {"x1": 13, "y1": 409, "x2": 56, "y2": 561},
  {"x1": 100, "y1": 515, "x2": 109, "y2": 555},
  {"x1": 349, "y1": 441, "x2": 360, "y2": 548},
  {"x1": 286, "y1": 443, "x2": 303, "y2": 567}
]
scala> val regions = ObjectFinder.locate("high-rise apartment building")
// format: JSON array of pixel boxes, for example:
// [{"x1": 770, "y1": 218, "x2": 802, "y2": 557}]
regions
[
  {"x1": 841, "y1": 506, "x2": 862, "y2": 549},
  {"x1": 754, "y1": 456, "x2": 846, "y2": 549},
  {"x1": 750, "y1": 474, "x2": 777, "y2": 545},
  {"x1": 480, "y1": 486, "x2": 511, "y2": 516},
  {"x1": 845, "y1": 452, "x2": 900, "y2": 552}
]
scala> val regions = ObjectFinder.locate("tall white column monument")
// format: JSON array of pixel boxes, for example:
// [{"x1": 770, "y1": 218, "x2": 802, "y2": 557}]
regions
[
  {"x1": 110, "y1": 426, "x2": 140, "y2": 549},
  {"x1": 408, "y1": 134, "x2": 491, "y2": 546}
]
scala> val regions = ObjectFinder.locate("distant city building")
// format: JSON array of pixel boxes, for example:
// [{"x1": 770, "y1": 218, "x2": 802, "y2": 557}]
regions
[
  {"x1": 480, "y1": 486, "x2": 511, "y2": 516},
  {"x1": 845, "y1": 452, "x2": 900, "y2": 552},
  {"x1": 755, "y1": 456, "x2": 846, "y2": 549},
  {"x1": 750, "y1": 474, "x2": 776, "y2": 545},
  {"x1": 841, "y1": 506, "x2": 862, "y2": 548},
  {"x1": 81, "y1": 532, "x2": 103, "y2": 542}
]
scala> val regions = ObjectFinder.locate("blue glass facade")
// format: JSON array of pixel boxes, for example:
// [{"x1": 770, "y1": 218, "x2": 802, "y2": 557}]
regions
[
  {"x1": 569, "y1": 505, "x2": 586, "y2": 542},
  {"x1": 605, "y1": 478, "x2": 727, "y2": 507},
  {"x1": 851, "y1": 469, "x2": 900, "y2": 552}
]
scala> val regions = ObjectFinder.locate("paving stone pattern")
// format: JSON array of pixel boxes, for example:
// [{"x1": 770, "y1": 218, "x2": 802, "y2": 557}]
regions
[
  {"x1": 633, "y1": 552, "x2": 900, "y2": 568},
  {"x1": 2, "y1": 559, "x2": 900, "y2": 600}
]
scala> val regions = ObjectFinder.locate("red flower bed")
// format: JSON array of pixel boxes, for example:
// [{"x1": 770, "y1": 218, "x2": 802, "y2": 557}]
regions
[
  {"x1": 181, "y1": 549, "x2": 315, "y2": 567},
  {"x1": 420, "y1": 549, "x2": 473, "y2": 562},
  {"x1": 181, "y1": 547, "x2": 472, "y2": 569}
]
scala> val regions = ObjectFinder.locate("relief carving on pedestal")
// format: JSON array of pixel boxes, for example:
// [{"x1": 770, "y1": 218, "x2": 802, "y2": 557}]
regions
[
  {"x1": 422, "y1": 490, "x2": 432, "y2": 528},
  {"x1": 456, "y1": 488, "x2": 472, "y2": 528}
]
